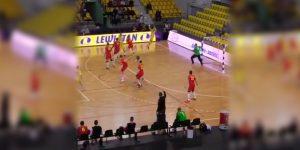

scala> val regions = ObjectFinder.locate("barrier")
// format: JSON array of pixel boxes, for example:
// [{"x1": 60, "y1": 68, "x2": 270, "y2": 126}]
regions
[
  {"x1": 168, "y1": 30, "x2": 230, "y2": 66},
  {"x1": 76, "y1": 31, "x2": 156, "y2": 47}
]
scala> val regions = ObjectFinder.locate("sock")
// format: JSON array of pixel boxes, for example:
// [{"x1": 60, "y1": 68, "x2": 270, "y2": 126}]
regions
[
  {"x1": 187, "y1": 92, "x2": 191, "y2": 101},
  {"x1": 192, "y1": 92, "x2": 196, "y2": 99}
]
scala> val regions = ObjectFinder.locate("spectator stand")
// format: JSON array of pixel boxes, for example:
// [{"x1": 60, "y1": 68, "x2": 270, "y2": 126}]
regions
[{"x1": 100, "y1": 0, "x2": 140, "y2": 27}]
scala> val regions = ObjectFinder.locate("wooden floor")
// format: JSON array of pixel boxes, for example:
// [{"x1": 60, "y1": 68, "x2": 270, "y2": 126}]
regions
[
  {"x1": 0, "y1": 41, "x2": 77, "y2": 126},
  {"x1": 77, "y1": 41, "x2": 229, "y2": 130}
]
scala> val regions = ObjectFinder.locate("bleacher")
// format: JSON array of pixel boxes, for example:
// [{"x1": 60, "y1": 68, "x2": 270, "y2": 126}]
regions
[
  {"x1": 173, "y1": 3, "x2": 230, "y2": 48},
  {"x1": 140, "y1": 0, "x2": 182, "y2": 19}
]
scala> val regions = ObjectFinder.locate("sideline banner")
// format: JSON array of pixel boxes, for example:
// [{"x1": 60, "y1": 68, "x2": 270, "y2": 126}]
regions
[
  {"x1": 76, "y1": 31, "x2": 156, "y2": 47},
  {"x1": 168, "y1": 30, "x2": 230, "y2": 66}
]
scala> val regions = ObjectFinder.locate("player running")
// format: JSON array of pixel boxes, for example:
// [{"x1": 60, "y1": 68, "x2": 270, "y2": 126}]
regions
[
  {"x1": 119, "y1": 55, "x2": 128, "y2": 82},
  {"x1": 136, "y1": 60, "x2": 144, "y2": 88},
  {"x1": 185, "y1": 70, "x2": 198, "y2": 103},
  {"x1": 112, "y1": 38, "x2": 121, "y2": 66},
  {"x1": 105, "y1": 42, "x2": 113, "y2": 69},
  {"x1": 127, "y1": 36, "x2": 134, "y2": 54}
]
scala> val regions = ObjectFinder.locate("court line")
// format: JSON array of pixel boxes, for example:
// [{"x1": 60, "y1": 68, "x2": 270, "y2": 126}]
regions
[
  {"x1": 126, "y1": 66, "x2": 228, "y2": 98},
  {"x1": 77, "y1": 89, "x2": 91, "y2": 102}
]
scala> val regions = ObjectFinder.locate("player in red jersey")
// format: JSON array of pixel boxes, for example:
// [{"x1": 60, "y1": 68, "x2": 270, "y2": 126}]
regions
[
  {"x1": 112, "y1": 38, "x2": 121, "y2": 66},
  {"x1": 127, "y1": 36, "x2": 134, "y2": 54},
  {"x1": 31, "y1": 69, "x2": 40, "y2": 100},
  {"x1": 119, "y1": 55, "x2": 128, "y2": 82},
  {"x1": 105, "y1": 42, "x2": 113, "y2": 69},
  {"x1": 136, "y1": 60, "x2": 144, "y2": 88},
  {"x1": 185, "y1": 70, "x2": 198, "y2": 103}
]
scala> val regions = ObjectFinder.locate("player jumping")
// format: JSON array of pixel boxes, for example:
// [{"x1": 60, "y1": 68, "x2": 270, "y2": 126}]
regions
[
  {"x1": 119, "y1": 55, "x2": 128, "y2": 82},
  {"x1": 185, "y1": 70, "x2": 198, "y2": 103},
  {"x1": 105, "y1": 42, "x2": 113, "y2": 69},
  {"x1": 136, "y1": 60, "x2": 144, "y2": 88},
  {"x1": 147, "y1": 25, "x2": 156, "y2": 49}
]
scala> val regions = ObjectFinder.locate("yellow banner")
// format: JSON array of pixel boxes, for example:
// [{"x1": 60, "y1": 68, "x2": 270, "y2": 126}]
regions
[{"x1": 76, "y1": 31, "x2": 156, "y2": 47}]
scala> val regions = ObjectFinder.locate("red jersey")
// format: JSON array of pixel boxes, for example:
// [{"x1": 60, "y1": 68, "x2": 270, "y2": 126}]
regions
[
  {"x1": 105, "y1": 46, "x2": 112, "y2": 59},
  {"x1": 136, "y1": 64, "x2": 144, "y2": 79},
  {"x1": 31, "y1": 74, "x2": 40, "y2": 91},
  {"x1": 188, "y1": 74, "x2": 196, "y2": 86},
  {"x1": 77, "y1": 125, "x2": 89, "y2": 135},
  {"x1": 120, "y1": 58, "x2": 128, "y2": 68},
  {"x1": 127, "y1": 39, "x2": 133, "y2": 48},
  {"x1": 138, "y1": 64, "x2": 143, "y2": 72},
  {"x1": 114, "y1": 41, "x2": 120, "y2": 54}
]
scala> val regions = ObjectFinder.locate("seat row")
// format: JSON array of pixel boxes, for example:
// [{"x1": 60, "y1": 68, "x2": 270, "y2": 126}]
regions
[
  {"x1": 173, "y1": 23, "x2": 206, "y2": 38},
  {"x1": 204, "y1": 8, "x2": 229, "y2": 19},
  {"x1": 211, "y1": 4, "x2": 229, "y2": 12},
  {"x1": 196, "y1": 12, "x2": 228, "y2": 25},
  {"x1": 188, "y1": 15, "x2": 223, "y2": 31},
  {"x1": 180, "y1": 19, "x2": 215, "y2": 35}
]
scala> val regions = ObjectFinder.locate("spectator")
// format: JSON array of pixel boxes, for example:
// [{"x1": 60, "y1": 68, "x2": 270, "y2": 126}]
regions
[
  {"x1": 146, "y1": 2, "x2": 152, "y2": 14},
  {"x1": 112, "y1": 0, "x2": 117, "y2": 7},
  {"x1": 108, "y1": 0, "x2": 112, "y2": 7},
  {"x1": 129, "y1": 8, "x2": 136, "y2": 16},
  {"x1": 77, "y1": 121, "x2": 90, "y2": 141},
  {"x1": 120, "y1": 0, "x2": 125, "y2": 6},
  {"x1": 176, "y1": 107, "x2": 187, "y2": 122},
  {"x1": 90, "y1": 120, "x2": 102, "y2": 144},
  {"x1": 132, "y1": 26, "x2": 137, "y2": 32},
  {"x1": 155, "y1": 10, "x2": 162, "y2": 21},
  {"x1": 129, "y1": 0, "x2": 134, "y2": 7},
  {"x1": 125, "y1": 116, "x2": 136, "y2": 138},
  {"x1": 156, "y1": 91, "x2": 166, "y2": 124},
  {"x1": 239, "y1": 121, "x2": 251, "y2": 139},
  {"x1": 125, "y1": 0, "x2": 129, "y2": 6},
  {"x1": 139, "y1": 14, "x2": 144, "y2": 24},
  {"x1": 0, "y1": 92, "x2": 10, "y2": 129}
]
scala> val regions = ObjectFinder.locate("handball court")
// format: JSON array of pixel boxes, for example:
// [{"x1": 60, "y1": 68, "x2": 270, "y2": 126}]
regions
[{"x1": 77, "y1": 41, "x2": 229, "y2": 130}]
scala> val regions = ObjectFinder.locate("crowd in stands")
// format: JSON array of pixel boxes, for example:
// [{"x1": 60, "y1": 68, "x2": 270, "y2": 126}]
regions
[
  {"x1": 102, "y1": 0, "x2": 138, "y2": 25},
  {"x1": 107, "y1": 7, "x2": 137, "y2": 25},
  {"x1": 141, "y1": 0, "x2": 181, "y2": 20},
  {"x1": 106, "y1": 0, "x2": 134, "y2": 7}
]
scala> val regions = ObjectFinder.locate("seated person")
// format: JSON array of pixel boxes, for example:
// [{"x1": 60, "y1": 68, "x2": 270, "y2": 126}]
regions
[
  {"x1": 125, "y1": 116, "x2": 136, "y2": 137},
  {"x1": 77, "y1": 121, "x2": 90, "y2": 141},
  {"x1": 176, "y1": 107, "x2": 187, "y2": 122},
  {"x1": 90, "y1": 120, "x2": 102, "y2": 143},
  {"x1": 129, "y1": 0, "x2": 134, "y2": 7}
]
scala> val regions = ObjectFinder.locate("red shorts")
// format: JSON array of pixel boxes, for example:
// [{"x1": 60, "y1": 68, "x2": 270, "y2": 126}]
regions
[
  {"x1": 114, "y1": 49, "x2": 120, "y2": 54},
  {"x1": 136, "y1": 71, "x2": 144, "y2": 79},
  {"x1": 106, "y1": 56, "x2": 112, "y2": 62},
  {"x1": 128, "y1": 45, "x2": 133, "y2": 49},
  {"x1": 188, "y1": 85, "x2": 195, "y2": 92},
  {"x1": 121, "y1": 66, "x2": 128, "y2": 72}
]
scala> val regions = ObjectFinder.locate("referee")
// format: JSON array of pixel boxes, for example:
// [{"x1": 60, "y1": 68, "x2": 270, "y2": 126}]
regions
[{"x1": 191, "y1": 43, "x2": 203, "y2": 66}]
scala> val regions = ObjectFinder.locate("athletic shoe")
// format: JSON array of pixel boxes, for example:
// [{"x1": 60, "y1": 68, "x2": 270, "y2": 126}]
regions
[{"x1": 184, "y1": 100, "x2": 190, "y2": 103}]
